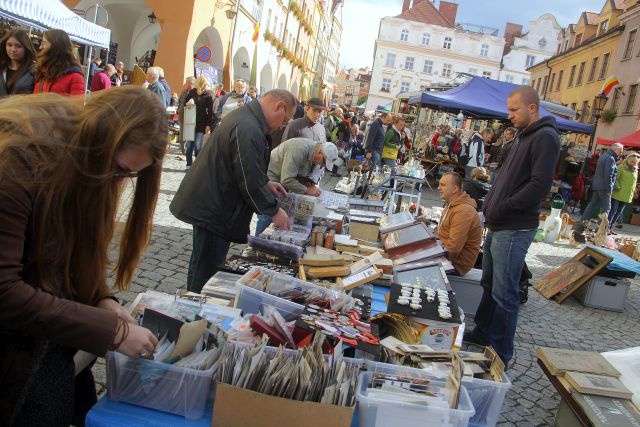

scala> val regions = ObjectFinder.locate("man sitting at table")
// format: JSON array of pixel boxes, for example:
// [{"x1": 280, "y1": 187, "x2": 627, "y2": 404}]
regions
[{"x1": 435, "y1": 172, "x2": 483, "y2": 276}]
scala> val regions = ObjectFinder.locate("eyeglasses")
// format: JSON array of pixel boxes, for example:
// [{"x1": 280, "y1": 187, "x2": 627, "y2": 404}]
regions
[{"x1": 113, "y1": 166, "x2": 139, "y2": 179}]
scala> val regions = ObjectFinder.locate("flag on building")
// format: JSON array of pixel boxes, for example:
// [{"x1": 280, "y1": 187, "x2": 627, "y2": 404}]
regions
[{"x1": 601, "y1": 76, "x2": 620, "y2": 96}]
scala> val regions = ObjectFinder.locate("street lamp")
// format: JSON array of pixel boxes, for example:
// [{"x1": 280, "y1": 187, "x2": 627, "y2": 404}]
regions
[
  {"x1": 147, "y1": 13, "x2": 157, "y2": 24},
  {"x1": 587, "y1": 92, "x2": 609, "y2": 155}
]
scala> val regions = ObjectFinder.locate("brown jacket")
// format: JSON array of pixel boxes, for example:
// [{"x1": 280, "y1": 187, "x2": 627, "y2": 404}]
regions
[
  {"x1": 0, "y1": 150, "x2": 119, "y2": 418},
  {"x1": 436, "y1": 192, "x2": 483, "y2": 276}
]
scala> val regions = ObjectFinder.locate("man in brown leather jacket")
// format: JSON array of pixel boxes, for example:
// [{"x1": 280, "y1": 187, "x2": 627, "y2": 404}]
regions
[{"x1": 435, "y1": 172, "x2": 483, "y2": 276}]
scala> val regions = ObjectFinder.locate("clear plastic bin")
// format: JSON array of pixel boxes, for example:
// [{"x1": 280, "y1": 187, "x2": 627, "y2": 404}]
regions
[
  {"x1": 365, "y1": 360, "x2": 511, "y2": 427},
  {"x1": 234, "y1": 266, "x2": 354, "y2": 320},
  {"x1": 356, "y1": 371, "x2": 475, "y2": 427},
  {"x1": 234, "y1": 283, "x2": 304, "y2": 321},
  {"x1": 106, "y1": 351, "x2": 215, "y2": 419}
]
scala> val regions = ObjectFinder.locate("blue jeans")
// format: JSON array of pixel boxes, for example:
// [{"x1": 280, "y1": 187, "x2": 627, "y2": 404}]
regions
[
  {"x1": 186, "y1": 225, "x2": 231, "y2": 293},
  {"x1": 255, "y1": 214, "x2": 272, "y2": 236},
  {"x1": 185, "y1": 132, "x2": 204, "y2": 166},
  {"x1": 473, "y1": 229, "x2": 536, "y2": 365},
  {"x1": 580, "y1": 190, "x2": 611, "y2": 221},
  {"x1": 369, "y1": 151, "x2": 382, "y2": 171},
  {"x1": 609, "y1": 199, "x2": 627, "y2": 226},
  {"x1": 382, "y1": 158, "x2": 397, "y2": 170}
]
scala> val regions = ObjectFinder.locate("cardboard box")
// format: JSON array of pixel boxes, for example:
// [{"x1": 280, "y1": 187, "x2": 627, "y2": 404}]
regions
[
  {"x1": 631, "y1": 213, "x2": 640, "y2": 226},
  {"x1": 213, "y1": 383, "x2": 355, "y2": 427}
]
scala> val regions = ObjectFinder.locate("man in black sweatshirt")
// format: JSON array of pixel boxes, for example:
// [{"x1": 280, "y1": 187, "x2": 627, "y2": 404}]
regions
[{"x1": 466, "y1": 86, "x2": 560, "y2": 366}]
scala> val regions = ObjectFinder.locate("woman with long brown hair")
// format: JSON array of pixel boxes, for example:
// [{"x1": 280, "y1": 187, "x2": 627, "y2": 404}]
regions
[
  {"x1": 34, "y1": 28, "x2": 85, "y2": 95},
  {"x1": 0, "y1": 86, "x2": 167, "y2": 424},
  {"x1": 0, "y1": 28, "x2": 37, "y2": 95}
]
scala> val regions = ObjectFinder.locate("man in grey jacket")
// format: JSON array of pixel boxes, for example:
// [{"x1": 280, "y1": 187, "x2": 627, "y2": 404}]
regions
[
  {"x1": 574, "y1": 142, "x2": 624, "y2": 233},
  {"x1": 281, "y1": 97, "x2": 327, "y2": 142},
  {"x1": 170, "y1": 90, "x2": 296, "y2": 293},
  {"x1": 255, "y1": 138, "x2": 339, "y2": 235}
]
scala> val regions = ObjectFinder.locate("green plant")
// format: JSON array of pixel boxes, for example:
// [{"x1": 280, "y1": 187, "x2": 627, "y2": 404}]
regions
[{"x1": 600, "y1": 109, "x2": 617, "y2": 124}]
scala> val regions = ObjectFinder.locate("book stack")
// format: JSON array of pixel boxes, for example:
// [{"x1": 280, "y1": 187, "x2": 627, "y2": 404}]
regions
[{"x1": 536, "y1": 347, "x2": 640, "y2": 426}]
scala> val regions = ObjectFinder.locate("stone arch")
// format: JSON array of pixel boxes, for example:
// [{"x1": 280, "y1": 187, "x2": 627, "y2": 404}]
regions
[
  {"x1": 277, "y1": 73, "x2": 288, "y2": 89},
  {"x1": 260, "y1": 63, "x2": 273, "y2": 94},
  {"x1": 74, "y1": 0, "x2": 159, "y2": 70},
  {"x1": 290, "y1": 80, "x2": 299, "y2": 99},
  {"x1": 193, "y1": 26, "x2": 225, "y2": 81},
  {"x1": 232, "y1": 46, "x2": 251, "y2": 82}
]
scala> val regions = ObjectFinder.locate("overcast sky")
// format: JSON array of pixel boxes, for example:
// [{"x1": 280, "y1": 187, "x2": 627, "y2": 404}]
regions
[{"x1": 339, "y1": 0, "x2": 607, "y2": 69}]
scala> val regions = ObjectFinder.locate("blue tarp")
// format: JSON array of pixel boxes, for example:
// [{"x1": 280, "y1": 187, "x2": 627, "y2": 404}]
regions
[{"x1": 408, "y1": 77, "x2": 594, "y2": 134}]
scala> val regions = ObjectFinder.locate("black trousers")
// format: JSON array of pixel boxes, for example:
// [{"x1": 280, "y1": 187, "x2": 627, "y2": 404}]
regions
[{"x1": 186, "y1": 225, "x2": 231, "y2": 293}]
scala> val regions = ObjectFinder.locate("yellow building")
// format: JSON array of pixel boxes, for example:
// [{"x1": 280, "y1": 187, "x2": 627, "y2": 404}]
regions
[{"x1": 529, "y1": 0, "x2": 625, "y2": 133}]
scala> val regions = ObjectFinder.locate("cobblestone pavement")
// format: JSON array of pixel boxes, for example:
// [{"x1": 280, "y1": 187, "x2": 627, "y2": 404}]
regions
[{"x1": 95, "y1": 144, "x2": 640, "y2": 426}]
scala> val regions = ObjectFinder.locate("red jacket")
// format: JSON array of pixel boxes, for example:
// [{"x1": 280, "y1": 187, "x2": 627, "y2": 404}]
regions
[
  {"x1": 90, "y1": 71, "x2": 111, "y2": 92},
  {"x1": 34, "y1": 67, "x2": 85, "y2": 95}
]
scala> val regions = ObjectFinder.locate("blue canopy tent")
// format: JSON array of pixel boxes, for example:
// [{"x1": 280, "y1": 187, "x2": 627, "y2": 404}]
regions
[{"x1": 408, "y1": 77, "x2": 593, "y2": 134}]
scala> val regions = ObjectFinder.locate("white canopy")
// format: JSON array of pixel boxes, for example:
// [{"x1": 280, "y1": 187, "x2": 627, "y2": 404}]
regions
[{"x1": 0, "y1": 0, "x2": 111, "y2": 48}]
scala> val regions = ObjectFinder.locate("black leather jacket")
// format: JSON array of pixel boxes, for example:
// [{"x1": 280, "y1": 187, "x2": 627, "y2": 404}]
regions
[
  {"x1": 170, "y1": 101, "x2": 279, "y2": 243},
  {"x1": 0, "y1": 64, "x2": 35, "y2": 96}
]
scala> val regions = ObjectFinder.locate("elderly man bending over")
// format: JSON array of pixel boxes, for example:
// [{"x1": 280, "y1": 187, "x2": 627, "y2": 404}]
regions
[
  {"x1": 255, "y1": 138, "x2": 339, "y2": 236},
  {"x1": 435, "y1": 172, "x2": 483, "y2": 276}
]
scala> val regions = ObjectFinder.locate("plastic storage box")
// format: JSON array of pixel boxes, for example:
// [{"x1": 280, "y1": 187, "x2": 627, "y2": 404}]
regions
[
  {"x1": 365, "y1": 360, "x2": 511, "y2": 427},
  {"x1": 357, "y1": 371, "x2": 475, "y2": 427},
  {"x1": 573, "y1": 276, "x2": 630, "y2": 312},
  {"x1": 234, "y1": 266, "x2": 354, "y2": 321},
  {"x1": 106, "y1": 351, "x2": 215, "y2": 419}
]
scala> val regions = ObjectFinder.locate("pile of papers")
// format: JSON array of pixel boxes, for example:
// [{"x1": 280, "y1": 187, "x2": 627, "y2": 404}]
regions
[{"x1": 217, "y1": 333, "x2": 360, "y2": 406}]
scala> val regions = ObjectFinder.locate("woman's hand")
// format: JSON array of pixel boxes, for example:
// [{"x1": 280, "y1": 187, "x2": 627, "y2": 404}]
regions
[
  {"x1": 116, "y1": 324, "x2": 158, "y2": 359},
  {"x1": 98, "y1": 297, "x2": 136, "y2": 324}
]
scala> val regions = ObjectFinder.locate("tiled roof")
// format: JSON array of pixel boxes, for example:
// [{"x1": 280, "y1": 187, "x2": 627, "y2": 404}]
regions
[
  {"x1": 613, "y1": 0, "x2": 626, "y2": 10},
  {"x1": 395, "y1": 0, "x2": 454, "y2": 28},
  {"x1": 585, "y1": 12, "x2": 599, "y2": 25}
]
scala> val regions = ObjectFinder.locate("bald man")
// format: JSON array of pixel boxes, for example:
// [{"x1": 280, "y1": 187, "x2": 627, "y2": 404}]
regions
[{"x1": 467, "y1": 86, "x2": 560, "y2": 367}]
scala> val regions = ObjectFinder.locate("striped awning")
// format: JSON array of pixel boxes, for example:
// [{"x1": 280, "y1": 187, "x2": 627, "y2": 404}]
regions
[{"x1": 0, "y1": 0, "x2": 110, "y2": 48}]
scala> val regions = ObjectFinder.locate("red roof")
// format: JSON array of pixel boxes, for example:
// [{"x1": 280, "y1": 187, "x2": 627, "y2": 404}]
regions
[
  {"x1": 613, "y1": 0, "x2": 626, "y2": 10},
  {"x1": 395, "y1": 0, "x2": 454, "y2": 28},
  {"x1": 584, "y1": 12, "x2": 600, "y2": 25}
]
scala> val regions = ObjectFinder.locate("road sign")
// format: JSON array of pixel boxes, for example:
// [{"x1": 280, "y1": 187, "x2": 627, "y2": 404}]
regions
[{"x1": 196, "y1": 45, "x2": 212, "y2": 62}]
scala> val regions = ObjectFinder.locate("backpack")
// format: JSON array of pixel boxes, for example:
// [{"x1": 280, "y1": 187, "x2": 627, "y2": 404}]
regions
[{"x1": 330, "y1": 126, "x2": 340, "y2": 143}]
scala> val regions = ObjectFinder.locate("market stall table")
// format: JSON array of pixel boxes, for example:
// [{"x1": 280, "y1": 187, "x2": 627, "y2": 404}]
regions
[{"x1": 419, "y1": 158, "x2": 442, "y2": 190}]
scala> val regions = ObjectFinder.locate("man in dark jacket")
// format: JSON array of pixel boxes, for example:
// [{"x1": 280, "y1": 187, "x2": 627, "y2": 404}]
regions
[
  {"x1": 466, "y1": 86, "x2": 560, "y2": 366},
  {"x1": 364, "y1": 112, "x2": 391, "y2": 170},
  {"x1": 170, "y1": 90, "x2": 296, "y2": 293},
  {"x1": 574, "y1": 142, "x2": 623, "y2": 233}
]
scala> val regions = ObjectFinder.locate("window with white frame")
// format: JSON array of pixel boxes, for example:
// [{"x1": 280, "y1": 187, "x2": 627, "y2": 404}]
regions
[
  {"x1": 482, "y1": 71, "x2": 492, "y2": 79},
  {"x1": 442, "y1": 63, "x2": 452, "y2": 77},
  {"x1": 522, "y1": 78, "x2": 530, "y2": 85},
  {"x1": 385, "y1": 53, "x2": 396, "y2": 67},
  {"x1": 526, "y1": 55, "x2": 536, "y2": 67},
  {"x1": 468, "y1": 68, "x2": 478, "y2": 75},
  {"x1": 505, "y1": 75, "x2": 514, "y2": 83},
  {"x1": 381, "y1": 78, "x2": 391, "y2": 92},
  {"x1": 404, "y1": 56, "x2": 414, "y2": 70},
  {"x1": 400, "y1": 81, "x2": 411, "y2": 93},
  {"x1": 480, "y1": 43, "x2": 489, "y2": 57},
  {"x1": 423, "y1": 60, "x2": 433, "y2": 74},
  {"x1": 400, "y1": 29, "x2": 409, "y2": 42},
  {"x1": 443, "y1": 36, "x2": 452, "y2": 49},
  {"x1": 422, "y1": 32, "x2": 430, "y2": 46}
]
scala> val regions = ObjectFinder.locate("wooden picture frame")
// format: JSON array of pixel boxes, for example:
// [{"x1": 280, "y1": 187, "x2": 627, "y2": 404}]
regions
[{"x1": 533, "y1": 247, "x2": 612, "y2": 303}]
